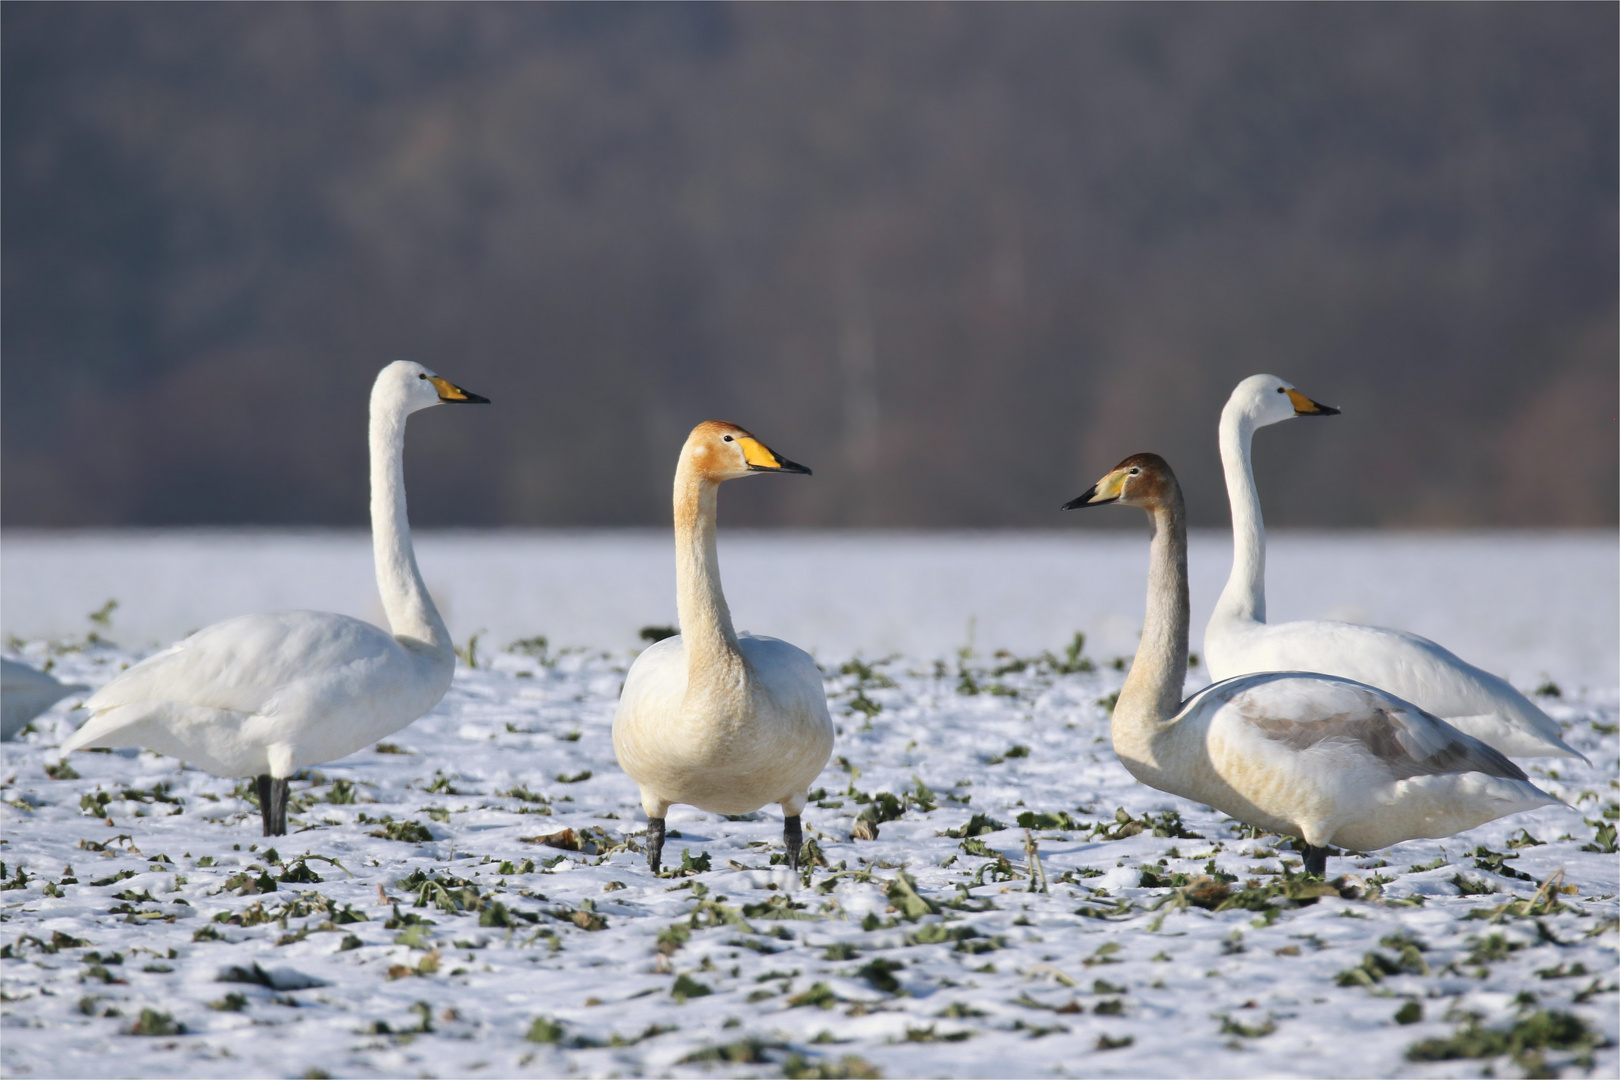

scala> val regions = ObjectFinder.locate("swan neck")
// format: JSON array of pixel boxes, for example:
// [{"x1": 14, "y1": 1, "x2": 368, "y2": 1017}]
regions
[
  {"x1": 673, "y1": 461, "x2": 743, "y2": 676},
  {"x1": 369, "y1": 399, "x2": 451, "y2": 653},
  {"x1": 1116, "y1": 492, "x2": 1190, "y2": 728},
  {"x1": 1215, "y1": 405, "x2": 1266, "y2": 624}
]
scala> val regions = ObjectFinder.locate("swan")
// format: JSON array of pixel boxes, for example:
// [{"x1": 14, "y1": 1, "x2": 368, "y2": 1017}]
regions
[
  {"x1": 1203, "y1": 374, "x2": 1581, "y2": 760},
  {"x1": 1063, "y1": 453, "x2": 1559, "y2": 875},
  {"x1": 60, "y1": 361, "x2": 489, "y2": 835},
  {"x1": 613, "y1": 421, "x2": 834, "y2": 874},
  {"x1": 2, "y1": 658, "x2": 88, "y2": 741}
]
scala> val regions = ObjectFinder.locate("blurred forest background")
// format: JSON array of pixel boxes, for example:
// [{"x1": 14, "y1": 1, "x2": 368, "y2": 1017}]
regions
[{"x1": 4, "y1": 3, "x2": 1616, "y2": 530}]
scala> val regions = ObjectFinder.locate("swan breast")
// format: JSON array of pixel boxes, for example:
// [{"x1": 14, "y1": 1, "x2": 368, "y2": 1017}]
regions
[{"x1": 612, "y1": 632, "x2": 833, "y2": 814}]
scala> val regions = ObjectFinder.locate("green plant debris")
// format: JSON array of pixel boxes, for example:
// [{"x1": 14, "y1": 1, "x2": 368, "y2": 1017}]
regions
[
  {"x1": 679, "y1": 1037, "x2": 788, "y2": 1064},
  {"x1": 1219, "y1": 1013, "x2": 1277, "y2": 1038},
  {"x1": 782, "y1": 1053, "x2": 884, "y2": 1079},
  {"x1": 789, "y1": 982, "x2": 838, "y2": 1009},
  {"x1": 903, "y1": 1025, "x2": 973, "y2": 1042},
  {"x1": 129, "y1": 1009, "x2": 184, "y2": 1036},
  {"x1": 885, "y1": 872, "x2": 941, "y2": 921},
  {"x1": 1406, "y1": 1010, "x2": 1601, "y2": 1073},
  {"x1": 367, "y1": 819, "x2": 434, "y2": 843},
  {"x1": 671, "y1": 973, "x2": 713, "y2": 1002},
  {"x1": 858, "y1": 958, "x2": 905, "y2": 994},
  {"x1": 943, "y1": 813, "x2": 1007, "y2": 838}
]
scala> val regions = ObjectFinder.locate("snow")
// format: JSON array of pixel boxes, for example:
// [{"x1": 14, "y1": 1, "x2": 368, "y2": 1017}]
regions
[{"x1": 1, "y1": 530, "x2": 1616, "y2": 1079}]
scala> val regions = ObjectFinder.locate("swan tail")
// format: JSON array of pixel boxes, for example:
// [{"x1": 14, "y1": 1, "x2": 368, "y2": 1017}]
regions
[
  {"x1": 1442, "y1": 712, "x2": 1587, "y2": 763},
  {"x1": 60, "y1": 704, "x2": 163, "y2": 754}
]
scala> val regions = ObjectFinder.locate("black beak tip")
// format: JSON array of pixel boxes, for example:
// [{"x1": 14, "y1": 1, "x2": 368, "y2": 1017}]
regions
[
  {"x1": 462, "y1": 390, "x2": 491, "y2": 404},
  {"x1": 1317, "y1": 403, "x2": 1341, "y2": 416},
  {"x1": 1060, "y1": 486, "x2": 1100, "y2": 511}
]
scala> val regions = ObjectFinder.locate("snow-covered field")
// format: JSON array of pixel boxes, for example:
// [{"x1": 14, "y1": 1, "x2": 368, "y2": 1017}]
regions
[{"x1": 1, "y1": 530, "x2": 1616, "y2": 1079}]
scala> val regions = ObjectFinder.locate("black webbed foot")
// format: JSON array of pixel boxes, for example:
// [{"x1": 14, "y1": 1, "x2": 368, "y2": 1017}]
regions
[{"x1": 1302, "y1": 844, "x2": 1329, "y2": 877}]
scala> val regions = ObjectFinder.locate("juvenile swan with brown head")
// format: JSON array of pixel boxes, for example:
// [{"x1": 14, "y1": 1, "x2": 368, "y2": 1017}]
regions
[
  {"x1": 613, "y1": 421, "x2": 834, "y2": 874},
  {"x1": 1063, "y1": 453, "x2": 1559, "y2": 874}
]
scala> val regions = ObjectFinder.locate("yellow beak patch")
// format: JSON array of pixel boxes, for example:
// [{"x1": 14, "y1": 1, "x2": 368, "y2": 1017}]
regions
[
  {"x1": 429, "y1": 376, "x2": 476, "y2": 402},
  {"x1": 1285, "y1": 388, "x2": 1329, "y2": 415},
  {"x1": 738, "y1": 437, "x2": 784, "y2": 470},
  {"x1": 1095, "y1": 470, "x2": 1129, "y2": 502}
]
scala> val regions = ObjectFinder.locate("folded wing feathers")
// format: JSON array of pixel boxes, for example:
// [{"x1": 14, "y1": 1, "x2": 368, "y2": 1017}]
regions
[{"x1": 1237, "y1": 674, "x2": 1532, "y2": 783}]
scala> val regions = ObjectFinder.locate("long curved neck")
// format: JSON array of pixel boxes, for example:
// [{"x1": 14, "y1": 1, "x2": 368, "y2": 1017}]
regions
[
  {"x1": 369, "y1": 399, "x2": 451, "y2": 653},
  {"x1": 1116, "y1": 490, "x2": 1190, "y2": 728},
  {"x1": 673, "y1": 460, "x2": 745, "y2": 691},
  {"x1": 1214, "y1": 402, "x2": 1266, "y2": 625}
]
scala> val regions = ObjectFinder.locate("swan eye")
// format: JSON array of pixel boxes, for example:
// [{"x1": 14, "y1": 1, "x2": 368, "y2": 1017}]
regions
[
  {"x1": 1276, "y1": 386, "x2": 1286, "y2": 393},
  {"x1": 1128, "y1": 467, "x2": 1141, "y2": 476},
  {"x1": 722, "y1": 435, "x2": 734, "y2": 442},
  {"x1": 419, "y1": 374, "x2": 428, "y2": 380}
]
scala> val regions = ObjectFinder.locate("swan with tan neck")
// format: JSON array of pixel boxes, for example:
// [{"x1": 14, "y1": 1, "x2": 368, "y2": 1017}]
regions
[
  {"x1": 1205, "y1": 374, "x2": 1580, "y2": 759},
  {"x1": 613, "y1": 421, "x2": 833, "y2": 874},
  {"x1": 1064, "y1": 452, "x2": 1559, "y2": 875},
  {"x1": 61, "y1": 361, "x2": 488, "y2": 835}
]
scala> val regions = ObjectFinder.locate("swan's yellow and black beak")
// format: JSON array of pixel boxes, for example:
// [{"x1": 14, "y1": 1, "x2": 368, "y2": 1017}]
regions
[
  {"x1": 428, "y1": 376, "x2": 490, "y2": 404},
  {"x1": 739, "y1": 436, "x2": 811, "y2": 475},
  {"x1": 1061, "y1": 469, "x2": 1125, "y2": 510},
  {"x1": 1286, "y1": 388, "x2": 1338, "y2": 417}
]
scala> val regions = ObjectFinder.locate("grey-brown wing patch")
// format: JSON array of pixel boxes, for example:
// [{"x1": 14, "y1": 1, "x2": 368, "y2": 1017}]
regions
[{"x1": 1232, "y1": 676, "x2": 1527, "y2": 782}]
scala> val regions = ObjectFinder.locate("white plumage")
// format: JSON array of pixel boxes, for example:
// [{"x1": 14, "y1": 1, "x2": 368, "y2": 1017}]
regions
[
  {"x1": 1203, "y1": 373, "x2": 1581, "y2": 760},
  {"x1": 1065, "y1": 453, "x2": 1559, "y2": 875},
  {"x1": 612, "y1": 421, "x2": 834, "y2": 874},
  {"x1": 61, "y1": 361, "x2": 489, "y2": 833}
]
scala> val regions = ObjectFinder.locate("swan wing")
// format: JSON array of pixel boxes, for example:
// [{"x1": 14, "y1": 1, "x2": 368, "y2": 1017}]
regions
[
  {"x1": 738, "y1": 633, "x2": 833, "y2": 724},
  {"x1": 64, "y1": 611, "x2": 425, "y2": 767},
  {"x1": 83, "y1": 612, "x2": 396, "y2": 716},
  {"x1": 1209, "y1": 619, "x2": 1578, "y2": 759},
  {"x1": 1198, "y1": 672, "x2": 1526, "y2": 781}
]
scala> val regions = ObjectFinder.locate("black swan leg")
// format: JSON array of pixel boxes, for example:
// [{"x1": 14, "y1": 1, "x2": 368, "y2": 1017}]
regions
[
  {"x1": 1302, "y1": 844, "x2": 1328, "y2": 877},
  {"x1": 257, "y1": 775, "x2": 289, "y2": 837},
  {"x1": 646, "y1": 817, "x2": 666, "y2": 875},
  {"x1": 272, "y1": 777, "x2": 289, "y2": 836},
  {"x1": 256, "y1": 774, "x2": 276, "y2": 837},
  {"x1": 784, "y1": 815, "x2": 803, "y2": 871}
]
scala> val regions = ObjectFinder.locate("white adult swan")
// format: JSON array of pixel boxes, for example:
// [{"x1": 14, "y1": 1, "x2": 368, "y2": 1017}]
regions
[
  {"x1": 61, "y1": 361, "x2": 488, "y2": 835},
  {"x1": 1204, "y1": 374, "x2": 1580, "y2": 760},
  {"x1": 1064, "y1": 453, "x2": 1558, "y2": 875},
  {"x1": 613, "y1": 421, "x2": 834, "y2": 874}
]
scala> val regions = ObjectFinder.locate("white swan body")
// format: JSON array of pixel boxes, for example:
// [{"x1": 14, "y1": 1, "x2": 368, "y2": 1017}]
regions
[
  {"x1": 1204, "y1": 374, "x2": 1580, "y2": 760},
  {"x1": 612, "y1": 421, "x2": 834, "y2": 872},
  {"x1": 2, "y1": 658, "x2": 87, "y2": 741},
  {"x1": 62, "y1": 362, "x2": 489, "y2": 832},
  {"x1": 1065, "y1": 453, "x2": 1558, "y2": 871}
]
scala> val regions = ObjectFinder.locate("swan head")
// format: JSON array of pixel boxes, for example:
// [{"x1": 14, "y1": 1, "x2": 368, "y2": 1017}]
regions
[
  {"x1": 683, "y1": 421, "x2": 812, "y2": 482},
  {"x1": 1227, "y1": 373, "x2": 1338, "y2": 429},
  {"x1": 1061, "y1": 452, "x2": 1178, "y2": 512},
  {"x1": 373, "y1": 360, "x2": 490, "y2": 415}
]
